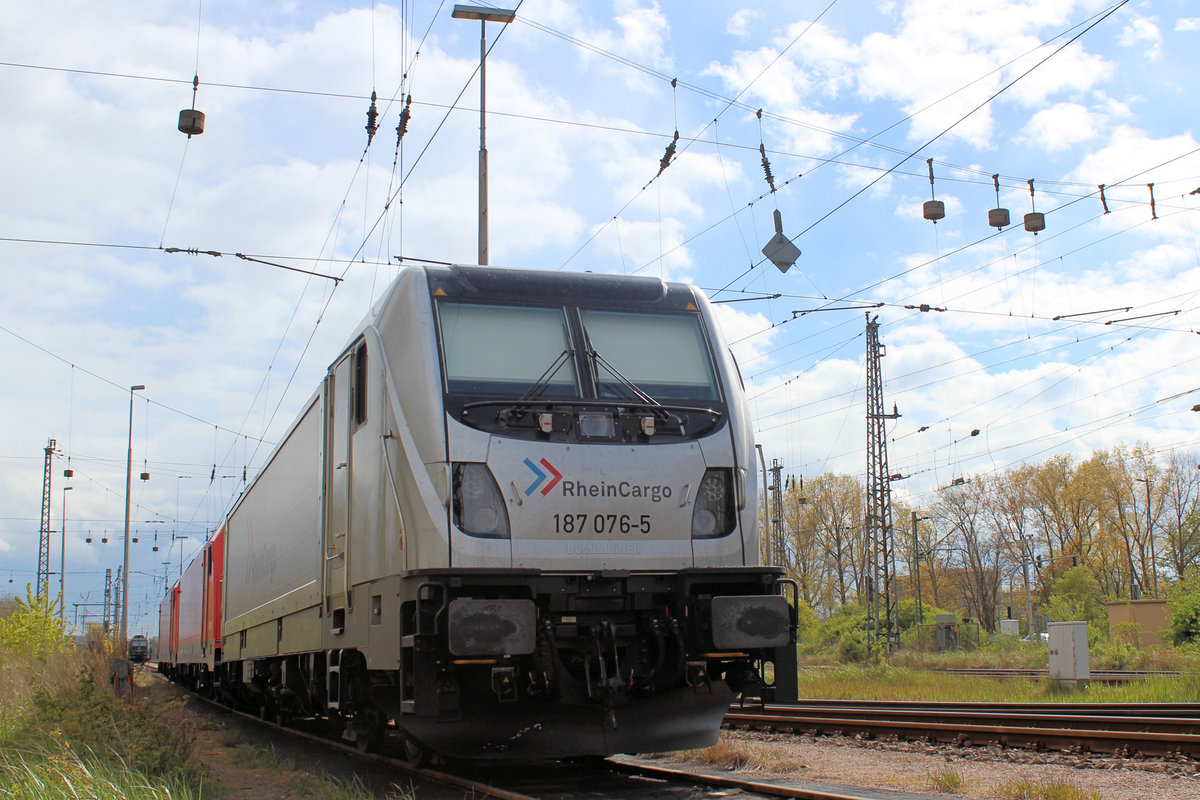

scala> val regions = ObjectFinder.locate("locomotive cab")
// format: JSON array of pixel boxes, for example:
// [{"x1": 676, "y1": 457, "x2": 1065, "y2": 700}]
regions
[{"x1": 385, "y1": 266, "x2": 797, "y2": 758}]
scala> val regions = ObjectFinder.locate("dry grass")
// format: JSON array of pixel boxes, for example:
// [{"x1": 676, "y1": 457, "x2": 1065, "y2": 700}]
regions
[
  {"x1": 684, "y1": 739, "x2": 807, "y2": 772},
  {"x1": 926, "y1": 767, "x2": 966, "y2": 793}
]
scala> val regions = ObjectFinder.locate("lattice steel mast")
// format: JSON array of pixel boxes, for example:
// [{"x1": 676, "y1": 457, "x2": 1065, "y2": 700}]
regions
[
  {"x1": 103, "y1": 568, "x2": 113, "y2": 634},
  {"x1": 36, "y1": 439, "x2": 56, "y2": 601},
  {"x1": 865, "y1": 315, "x2": 900, "y2": 653},
  {"x1": 769, "y1": 459, "x2": 785, "y2": 565}
]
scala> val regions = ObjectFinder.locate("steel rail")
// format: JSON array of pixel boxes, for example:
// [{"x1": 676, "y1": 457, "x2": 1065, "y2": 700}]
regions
[
  {"x1": 153, "y1": 671, "x2": 538, "y2": 800},
  {"x1": 608, "y1": 756, "x2": 932, "y2": 800},
  {"x1": 725, "y1": 701, "x2": 1200, "y2": 758}
]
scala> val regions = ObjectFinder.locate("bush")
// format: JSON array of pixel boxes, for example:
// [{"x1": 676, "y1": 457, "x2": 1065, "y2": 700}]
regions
[
  {"x1": 1167, "y1": 572, "x2": 1200, "y2": 645},
  {"x1": 18, "y1": 661, "x2": 203, "y2": 786},
  {"x1": 1040, "y1": 567, "x2": 1107, "y2": 645},
  {"x1": 0, "y1": 587, "x2": 69, "y2": 662}
]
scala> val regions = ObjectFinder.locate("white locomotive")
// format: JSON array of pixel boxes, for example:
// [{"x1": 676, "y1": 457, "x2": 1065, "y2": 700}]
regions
[{"x1": 163, "y1": 265, "x2": 797, "y2": 760}]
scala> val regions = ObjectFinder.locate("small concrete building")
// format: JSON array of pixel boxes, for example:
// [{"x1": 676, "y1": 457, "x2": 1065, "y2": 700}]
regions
[{"x1": 1106, "y1": 599, "x2": 1169, "y2": 647}]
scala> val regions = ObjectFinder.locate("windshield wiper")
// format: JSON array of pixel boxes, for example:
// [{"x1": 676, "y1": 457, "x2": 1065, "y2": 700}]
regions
[
  {"x1": 581, "y1": 328, "x2": 674, "y2": 421},
  {"x1": 505, "y1": 348, "x2": 574, "y2": 418}
]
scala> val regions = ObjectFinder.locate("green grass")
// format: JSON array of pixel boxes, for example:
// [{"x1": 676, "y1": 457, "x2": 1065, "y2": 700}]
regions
[
  {"x1": 795, "y1": 664, "x2": 1200, "y2": 703},
  {"x1": 993, "y1": 778, "x2": 1103, "y2": 800},
  {"x1": 1, "y1": 620, "x2": 210, "y2": 800},
  {"x1": 0, "y1": 745, "x2": 201, "y2": 800},
  {"x1": 227, "y1": 742, "x2": 377, "y2": 800}
]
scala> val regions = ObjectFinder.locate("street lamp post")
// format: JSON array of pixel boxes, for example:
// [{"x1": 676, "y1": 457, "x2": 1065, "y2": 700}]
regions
[
  {"x1": 451, "y1": 4, "x2": 516, "y2": 266},
  {"x1": 1021, "y1": 535, "x2": 1035, "y2": 637},
  {"x1": 121, "y1": 384, "x2": 146, "y2": 649},
  {"x1": 911, "y1": 511, "x2": 930, "y2": 625},
  {"x1": 60, "y1": 485, "x2": 73, "y2": 620},
  {"x1": 1135, "y1": 476, "x2": 1158, "y2": 598}
]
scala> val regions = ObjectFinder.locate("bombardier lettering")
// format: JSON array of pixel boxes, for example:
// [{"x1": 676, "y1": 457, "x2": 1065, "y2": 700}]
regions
[{"x1": 560, "y1": 480, "x2": 672, "y2": 503}]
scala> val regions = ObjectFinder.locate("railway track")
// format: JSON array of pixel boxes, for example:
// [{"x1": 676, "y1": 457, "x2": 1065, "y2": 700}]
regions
[
  {"x1": 725, "y1": 700, "x2": 1200, "y2": 758},
  {"x1": 165, "y1": 673, "x2": 916, "y2": 800}
]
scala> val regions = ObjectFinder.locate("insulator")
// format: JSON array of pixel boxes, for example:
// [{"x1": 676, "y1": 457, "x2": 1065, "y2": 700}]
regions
[
  {"x1": 924, "y1": 158, "x2": 944, "y2": 222},
  {"x1": 396, "y1": 95, "x2": 411, "y2": 141},
  {"x1": 989, "y1": 173, "x2": 1008, "y2": 228},
  {"x1": 178, "y1": 108, "x2": 205, "y2": 136},
  {"x1": 657, "y1": 131, "x2": 679, "y2": 176},
  {"x1": 365, "y1": 90, "x2": 379, "y2": 145},
  {"x1": 759, "y1": 143, "x2": 776, "y2": 192},
  {"x1": 1024, "y1": 178, "x2": 1044, "y2": 233}
]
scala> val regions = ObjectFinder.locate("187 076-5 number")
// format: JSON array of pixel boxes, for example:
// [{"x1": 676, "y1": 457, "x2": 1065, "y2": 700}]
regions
[{"x1": 553, "y1": 513, "x2": 651, "y2": 535}]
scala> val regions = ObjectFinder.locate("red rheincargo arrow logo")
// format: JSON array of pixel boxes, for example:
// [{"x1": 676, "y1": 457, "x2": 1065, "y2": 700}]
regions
[{"x1": 539, "y1": 458, "x2": 562, "y2": 495}]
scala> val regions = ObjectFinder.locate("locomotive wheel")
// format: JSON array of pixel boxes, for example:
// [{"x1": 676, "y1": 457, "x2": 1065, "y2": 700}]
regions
[
  {"x1": 351, "y1": 709, "x2": 386, "y2": 753},
  {"x1": 401, "y1": 733, "x2": 427, "y2": 767}
]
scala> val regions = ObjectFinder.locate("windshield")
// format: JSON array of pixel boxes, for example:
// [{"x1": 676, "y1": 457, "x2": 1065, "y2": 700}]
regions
[
  {"x1": 580, "y1": 309, "x2": 721, "y2": 402},
  {"x1": 439, "y1": 302, "x2": 579, "y2": 397}
]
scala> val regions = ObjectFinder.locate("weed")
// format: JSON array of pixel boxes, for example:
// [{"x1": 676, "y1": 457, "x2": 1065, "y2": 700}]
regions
[
  {"x1": 218, "y1": 729, "x2": 246, "y2": 748},
  {"x1": 925, "y1": 767, "x2": 965, "y2": 793},
  {"x1": 686, "y1": 740, "x2": 807, "y2": 772},
  {"x1": 18, "y1": 658, "x2": 204, "y2": 787},
  {"x1": 993, "y1": 777, "x2": 1102, "y2": 800},
  {"x1": 0, "y1": 744, "x2": 201, "y2": 800},
  {"x1": 290, "y1": 770, "x2": 375, "y2": 800},
  {"x1": 231, "y1": 742, "x2": 296, "y2": 772}
]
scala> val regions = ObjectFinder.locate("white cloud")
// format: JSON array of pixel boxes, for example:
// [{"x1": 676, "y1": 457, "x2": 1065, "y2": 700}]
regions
[
  {"x1": 1069, "y1": 126, "x2": 1200, "y2": 192},
  {"x1": 726, "y1": 8, "x2": 764, "y2": 37},
  {"x1": 1177, "y1": 17, "x2": 1200, "y2": 32},
  {"x1": 592, "y1": 0, "x2": 673, "y2": 71},
  {"x1": 1119, "y1": 16, "x2": 1163, "y2": 60},
  {"x1": 1018, "y1": 102, "x2": 1097, "y2": 151}
]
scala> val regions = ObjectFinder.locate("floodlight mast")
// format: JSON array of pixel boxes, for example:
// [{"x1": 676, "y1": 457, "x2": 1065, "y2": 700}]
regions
[{"x1": 451, "y1": 4, "x2": 515, "y2": 266}]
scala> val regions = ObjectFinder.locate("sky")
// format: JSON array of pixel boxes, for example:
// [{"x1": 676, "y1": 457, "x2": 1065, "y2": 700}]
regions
[{"x1": 2, "y1": 0, "x2": 1198, "y2": 633}]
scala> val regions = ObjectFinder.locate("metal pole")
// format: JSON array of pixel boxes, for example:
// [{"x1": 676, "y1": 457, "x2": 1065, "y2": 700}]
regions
[
  {"x1": 1143, "y1": 476, "x2": 1158, "y2": 598},
  {"x1": 1022, "y1": 536, "x2": 1034, "y2": 636},
  {"x1": 453, "y1": 5, "x2": 514, "y2": 263},
  {"x1": 60, "y1": 485, "x2": 72, "y2": 620},
  {"x1": 121, "y1": 384, "x2": 145, "y2": 649},
  {"x1": 477, "y1": 18, "x2": 488, "y2": 265},
  {"x1": 912, "y1": 511, "x2": 922, "y2": 626}
]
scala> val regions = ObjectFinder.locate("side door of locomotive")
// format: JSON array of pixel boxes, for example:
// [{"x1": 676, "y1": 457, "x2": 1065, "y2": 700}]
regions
[{"x1": 323, "y1": 350, "x2": 354, "y2": 626}]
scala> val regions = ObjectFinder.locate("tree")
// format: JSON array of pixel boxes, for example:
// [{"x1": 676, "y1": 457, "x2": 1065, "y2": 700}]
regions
[
  {"x1": 1166, "y1": 570, "x2": 1200, "y2": 645},
  {"x1": 935, "y1": 478, "x2": 1004, "y2": 632},
  {"x1": 0, "y1": 584, "x2": 70, "y2": 661},
  {"x1": 806, "y1": 473, "x2": 865, "y2": 610},
  {"x1": 779, "y1": 476, "x2": 829, "y2": 608},
  {"x1": 1040, "y1": 566, "x2": 1106, "y2": 631},
  {"x1": 1161, "y1": 450, "x2": 1200, "y2": 579}
]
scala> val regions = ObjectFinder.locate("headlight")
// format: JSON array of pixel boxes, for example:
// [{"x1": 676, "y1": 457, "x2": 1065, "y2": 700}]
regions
[
  {"x1": 691, "y1": 468, "x2": 735, "y2": 539},
  {"x1": 453, "y1": 463, "x2": 510, "y2": 538}
]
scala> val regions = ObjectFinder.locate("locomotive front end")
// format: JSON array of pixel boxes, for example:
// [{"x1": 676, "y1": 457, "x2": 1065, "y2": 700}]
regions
[{"x1": 393, "y1": 266, "x2": 797, "y2": 759}]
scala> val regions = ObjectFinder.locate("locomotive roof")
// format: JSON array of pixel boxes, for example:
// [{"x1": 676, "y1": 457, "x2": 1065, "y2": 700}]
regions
[{"x1": 423, "y1": 265, "x2": 705, "y2": 311}]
